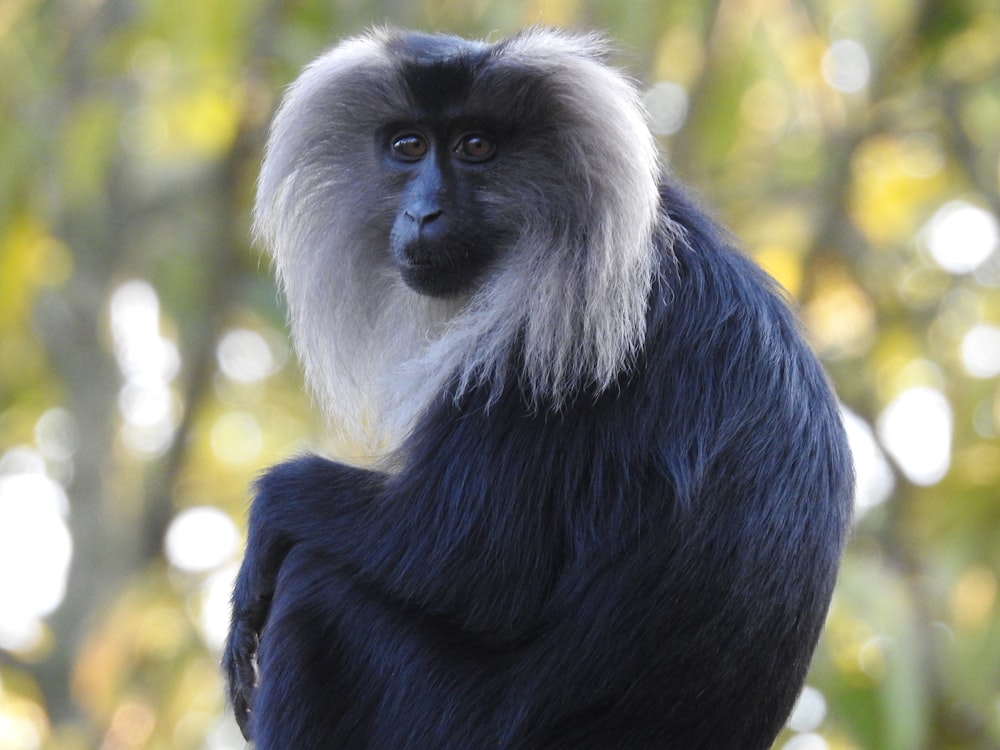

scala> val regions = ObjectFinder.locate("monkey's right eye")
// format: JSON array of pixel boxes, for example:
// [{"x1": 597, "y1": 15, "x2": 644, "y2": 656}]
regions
[{"x1": 391, "y1": 134, "x2": 428, "y2": 160}]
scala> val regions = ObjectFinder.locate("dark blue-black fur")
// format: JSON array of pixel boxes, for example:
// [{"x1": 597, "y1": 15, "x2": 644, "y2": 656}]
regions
[{"x1": 224, "y1": 178, "x2": 854, "y2": 749}]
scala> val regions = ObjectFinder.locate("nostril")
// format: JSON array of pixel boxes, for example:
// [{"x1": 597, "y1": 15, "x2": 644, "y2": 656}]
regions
[{"x1": 404, "y1": 208, "x2": 443, "y2": 227}]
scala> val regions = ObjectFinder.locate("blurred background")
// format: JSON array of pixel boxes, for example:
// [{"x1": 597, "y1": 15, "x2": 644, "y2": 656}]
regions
[{"x1": 1, "y1": 0, "x2": 998, "y2": 748}]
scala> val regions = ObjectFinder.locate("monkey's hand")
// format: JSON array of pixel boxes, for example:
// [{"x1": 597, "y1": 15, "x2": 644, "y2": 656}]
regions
[
  {"x1": 224, "y1": 530, "x2": 288, "y2": 740},
  {"x1": 222, "y1": 597, "x2": 259, "y2": 739},
  {"x1": 223, "y1": 467, "x2": 297, "y2": 741}
]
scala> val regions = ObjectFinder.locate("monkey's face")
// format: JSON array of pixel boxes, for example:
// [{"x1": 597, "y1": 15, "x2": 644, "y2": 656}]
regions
[
  {"x1": 380, "y1": 121, "x2": 511, "y2": 297},
  {"x1": 258, "y1": 28, "x2": 659, "y2": 321}
]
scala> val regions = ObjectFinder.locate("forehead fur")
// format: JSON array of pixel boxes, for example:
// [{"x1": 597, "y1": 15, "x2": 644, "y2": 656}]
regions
[{"x1": 293, "y1": 28, "x2": 618, "y2": 119}]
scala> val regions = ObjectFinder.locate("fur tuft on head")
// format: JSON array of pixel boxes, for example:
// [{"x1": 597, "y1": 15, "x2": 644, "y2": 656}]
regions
[{"x1": 254, "y1": 27, "x2": 667, "y2": 455}]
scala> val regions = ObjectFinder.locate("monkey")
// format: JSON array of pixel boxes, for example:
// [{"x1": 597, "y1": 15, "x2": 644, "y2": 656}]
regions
[{"x1": 223, "y1": 27, "x2": 854, "y2": 750}]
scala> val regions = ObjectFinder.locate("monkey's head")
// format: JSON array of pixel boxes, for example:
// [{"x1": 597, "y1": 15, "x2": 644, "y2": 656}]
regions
[{"x1": 254, "y1": 28, "x2": 668, "y2": 452}]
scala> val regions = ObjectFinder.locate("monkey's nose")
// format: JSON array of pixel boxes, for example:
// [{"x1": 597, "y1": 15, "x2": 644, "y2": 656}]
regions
[{"x1": 404, "y1": 207, "x2": 442, "y2": 227}]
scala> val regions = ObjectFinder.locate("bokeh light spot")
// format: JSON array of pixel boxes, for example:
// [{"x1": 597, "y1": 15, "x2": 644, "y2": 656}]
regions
[
  {"x1": 924, "y1": 201, "x2": 999, "y2": 274},
  {"x1": 841, "y1": 408, "x2": 894, "y2": 517},
  {"x1": 877, "y1": 386, "x2": 952, "y2": 486},
  {"x1": 822, "y1": 39, "x2": 870, "y2": 93},
  {"x1": 0, "y1": 462, "x2": 73, "y2": 652},
  {"x1": 961, "y1": 324, "x2": 1000, "y2": 378},
  {"x1": 645, "y1": 82, "x2": 689, "y2": 136},
  {"x1": 781, "y1": 733, "x2": 829, "y2": 750},
  {"x1": 786, "y1": 685, "x2": 827, "y2": 733},
  {"x1": 217, "y1": 328, "x2": 278, "y2": 383},
  {"x1": 164, "y1": 506, "x2": 239, "y2": 574}
]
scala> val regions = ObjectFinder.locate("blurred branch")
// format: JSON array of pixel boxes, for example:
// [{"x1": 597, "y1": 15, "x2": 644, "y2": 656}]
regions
[
  {"x1": 31, "y1": 0, "x2": 140, "y2": 735},
  {"x1": 138, "y1": 0, "x2": 292, "y2": 561},
  {"x1": 28, "y1": 0, "x2": 290, "y2": 739}
]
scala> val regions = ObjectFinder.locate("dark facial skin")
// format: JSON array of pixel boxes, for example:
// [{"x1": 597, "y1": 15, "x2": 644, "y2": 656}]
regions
[{"x1": 384, "y1": 123, "x2": 504, "y2": 297}]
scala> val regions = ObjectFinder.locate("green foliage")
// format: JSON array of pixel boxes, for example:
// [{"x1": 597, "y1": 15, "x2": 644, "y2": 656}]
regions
[{"x1": 0, "y1": 1, "x2": 998, "y2": 748}]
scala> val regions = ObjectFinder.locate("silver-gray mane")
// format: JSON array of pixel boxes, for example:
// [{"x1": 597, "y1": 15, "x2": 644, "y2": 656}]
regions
[{"x1": 254, "y1": 27, "x2": 666, "y2": 456}]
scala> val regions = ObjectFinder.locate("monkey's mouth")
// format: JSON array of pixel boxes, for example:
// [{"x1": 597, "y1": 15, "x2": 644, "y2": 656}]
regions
[
  {"x1": 394, "y1": 236, "x2": 483, "y2": 298},
  {"x1": 398, "y1": 260, "x2": 471, "y2": 298}
]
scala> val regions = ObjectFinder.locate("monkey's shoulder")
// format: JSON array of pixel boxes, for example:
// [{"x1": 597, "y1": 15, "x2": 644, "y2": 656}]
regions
[
  {"x1": 627, "y1": 204, "x2": 849, "y2": 452},
  {"x1": 647, "y1": 228, "x2": 817, "y2": 384}
]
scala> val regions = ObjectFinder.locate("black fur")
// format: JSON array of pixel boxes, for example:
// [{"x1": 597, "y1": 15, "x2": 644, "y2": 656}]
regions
[{"x1": 224, "y1": 179, "x2": 854, "y2": 749}]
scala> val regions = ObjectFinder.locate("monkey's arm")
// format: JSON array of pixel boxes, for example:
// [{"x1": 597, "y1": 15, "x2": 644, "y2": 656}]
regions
[{"x1": 223, "y1": 456, "x2": 382, "y2": 738}]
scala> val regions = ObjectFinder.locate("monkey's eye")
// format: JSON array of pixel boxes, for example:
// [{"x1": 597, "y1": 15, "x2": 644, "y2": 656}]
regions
[
  {"x1": 454, "y1": 133, "x2": 496, "y2": 163},
  {"x1": 391, "y1": 133, "x2": 428, "y2": 161}
]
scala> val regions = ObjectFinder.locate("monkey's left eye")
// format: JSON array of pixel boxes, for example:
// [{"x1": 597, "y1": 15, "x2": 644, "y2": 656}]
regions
[
  {"x1": 454, "y1": 133, "x2": 496, "y2": 162},
  {"x1": 391, "y1": 134, "x2": 428, "y2": 160}
]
